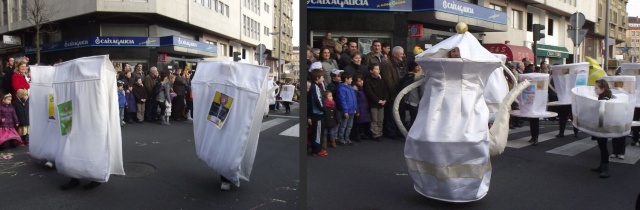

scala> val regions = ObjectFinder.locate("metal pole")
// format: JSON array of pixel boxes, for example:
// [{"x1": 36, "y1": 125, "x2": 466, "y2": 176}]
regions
[
  {"x1": 278, "y1": 0, "x2": 282, "y2": 82},
  {"x1": 574, "y1": 5, "x2": 578, "y2": 63},
  {"x1": 604, "y1": 0, "x2": 610, "y2": 71}
]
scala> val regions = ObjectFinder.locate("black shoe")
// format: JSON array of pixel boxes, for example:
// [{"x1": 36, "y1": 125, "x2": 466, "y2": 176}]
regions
[
  {"x1": 591, "y1": 167, "x2": 602, "y2": 173},
  {"x1": 574, "y1": 133, "x2": 579, "y2": 138},
  {"x1": 353, "y1": 138, "x2": 361, "y2": 142},
  {"x1": 83, "y1": 181, "x2": 102, "y2": 190},
  {"x1": 509, "y1": 125, "x2": 515, "y2": 129},
  {"x1": 556, "y1": 134, "x2": 564, "y2": 138},
  {"x1": 60, "y1": 178, "x2": 80, "y2": 190},
  {"x1": 374, "y1": 137, "x2": 381, "y2": 142},
  {"x1": 515, "y1": 123, "x2": 524, "y2": 128}
]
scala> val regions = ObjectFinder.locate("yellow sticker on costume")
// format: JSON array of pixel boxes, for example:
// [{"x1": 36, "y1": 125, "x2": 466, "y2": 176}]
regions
[
  {"x1": 48, "y1": 94, "x2": 55, "y2": 120},
  {"x1": 57, "y1": 100, "x2": 72, "y2": 136},
  {"x1": 207, "y1": 91, "x2": 234, "y2": 129}
]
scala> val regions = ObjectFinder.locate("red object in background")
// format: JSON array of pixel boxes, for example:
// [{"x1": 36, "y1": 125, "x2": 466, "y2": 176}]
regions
[
  {"x1": 158, "y1": 54, "x2": 167, "y2": 62},
  {"x1": 482, "y1": 44, "x2": 534, "y2": 62},
  {"x1": 409, "y1": 24, "x2": 423, "y2": 37}
]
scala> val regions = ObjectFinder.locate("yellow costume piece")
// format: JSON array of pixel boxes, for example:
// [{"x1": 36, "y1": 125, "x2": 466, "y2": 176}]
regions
[
  {"x1": 413, "y1": 46, "x2": 424, "y2": 56},
  {"x1": 585, "y1": 56, "x2": 607, "y2": 85}
]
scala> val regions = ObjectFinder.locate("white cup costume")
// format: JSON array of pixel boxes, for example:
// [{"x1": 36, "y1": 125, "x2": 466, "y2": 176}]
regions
[
  {"x1": 550, "y1": 63, "x2": 590, "y2": 105},
  {"x1": 404, "y1": 26, "x2": 529, "y2": 202},
  {"x1": 571, "y1": 85, "x2": 635, "y2": 138},
  {"x1": 619, "y1": 63, "x2": 640, "y2": 107}
]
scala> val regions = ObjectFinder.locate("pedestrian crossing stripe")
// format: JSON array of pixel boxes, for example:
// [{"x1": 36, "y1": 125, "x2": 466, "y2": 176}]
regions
[
  {"x1": 279, "y1": 124, "x2": 299, "y2": 137},
  {"x1": 261, "y1": 118, "x2": 289, "y2": 132},
  {"x1": 507, "y1": 128, "x2": 640, "y2": 165}
]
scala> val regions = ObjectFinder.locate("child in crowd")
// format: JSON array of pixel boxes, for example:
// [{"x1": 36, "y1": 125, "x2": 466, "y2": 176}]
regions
[
  {"x1": 0, "y1": 93, "x2": 22, "y2": 150},
  {"x1": 363, "y1": 63, "x2": 387, "y2": 142},
  {"x1": 353, "y1": 74, "x2": 372, "y2": 141},
  {"x1": 322, "y1": 91, "x2": 341, "y2": 148},
  {"x1": 117, "y1": 81, "x2": 126, "y2": 126},
  {"x1": 337, "y1": 72, "x2": 357, "y2": 145},
  {"x1": 124, "y1": 84, "x2": 136, "y2": 124},
  {"x1": 590, "y1": 79, "x2": 613, "y2": 178},
  {"x1": 12, "y1": 89, "x2": 29, "y2": 145},
  {"x1": 308, "y1": 69, "x2": 328, "y2": 157}
]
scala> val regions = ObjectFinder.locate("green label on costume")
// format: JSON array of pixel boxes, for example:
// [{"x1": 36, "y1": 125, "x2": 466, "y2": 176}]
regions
[{"x1": 57, "y1": 100, "x2": 72, "y2": 136}]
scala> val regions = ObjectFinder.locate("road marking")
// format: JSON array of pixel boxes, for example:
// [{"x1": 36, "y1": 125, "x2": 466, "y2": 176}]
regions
[
  {"x1": 507, "y1": 131, "x2": 558, "y2": 148},
  {"x1": 279, "y1": 124, "x2": 299, "y2": 137},
  {"x1": 268, "y1": 115, "x2": 300, "y2": 119},
  {"x1": 546, "y1": 138, "x2": 596, "y2": 156},
  {"x1": 508, "y1": 126, "x2": 530, "y2": 134},
  {"x1": 261, "y1": 118, "x2": 289, "y2": 132},
  {"x1": 610, "y1": 145, "x2": 640, "y2": 164}
]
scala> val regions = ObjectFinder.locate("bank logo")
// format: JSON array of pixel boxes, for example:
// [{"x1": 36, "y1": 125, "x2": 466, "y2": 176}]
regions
[
  {"x1": 178, "y1": 37, "x2": 198, "y2": 48},
  {"x1": 489, "y1": 12, "x2": 500, "y2": 20}
]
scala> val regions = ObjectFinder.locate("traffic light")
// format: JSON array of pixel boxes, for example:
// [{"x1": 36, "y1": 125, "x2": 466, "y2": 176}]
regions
[
  {"x1": 233, "y1": 51, "x2": 241, "y2": 62},
  {"x1": 533, "y1": 24, "x2": 545, "y2": 42}
]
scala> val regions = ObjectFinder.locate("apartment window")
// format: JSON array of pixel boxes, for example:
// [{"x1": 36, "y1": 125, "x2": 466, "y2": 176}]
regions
[
  {"x1": 512, "y1": 9, "x2": 523, "y2": 30},
  {"x1": 548, "y1": 19, "x2": 554, "y2": 36},
  {"x1": 611, "y1": 11, "x2": 617, "y2": 25},
  {"x1": 488, "y1": 4, "x2": 505, "y2": 12},
  {"x1": 527, "y1": 13, "x2": 533, "y2": 31},
  {"x1": 204, "y1": 0, "x2": 209, "y2": 8},
  {"x1": 12, "y1": 0, "x2": 18, "y2": 21},
  {"x1": 225, "y1": 5, "x2": 229, "y2": 17},
  {"x1": 242, "y1": 49, "x2": 246, "y2": 59},
  {"x1": 264, "y1": 2, "x2": 269, "y2": 13},
  {"x1": 264, "y1": 26, "x2": 269, "y2": 36},
  {"x1": 221, "y1": 43, "x2": 227, "y2": 56},
  {"x1": 20, "y1": 0, "x2": 25, "y2": 20},
  {"x1": 2, "y1": 0, "x2": 8, "y2": 25},
  {"x1": 229, "y1": 46, "x2": 234, "y2": 57}
]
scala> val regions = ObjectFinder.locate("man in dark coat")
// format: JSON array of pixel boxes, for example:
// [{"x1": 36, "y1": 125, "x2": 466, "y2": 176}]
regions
[
  {"x1": 380, "y1": 46, "x2": 405, "y2": 139},
  {"x1": 171, "y1": 69, "x2": 187, "y2": 121},
  {"x1": 132, "y1": 78, "x2": 148, "y2": 123}
]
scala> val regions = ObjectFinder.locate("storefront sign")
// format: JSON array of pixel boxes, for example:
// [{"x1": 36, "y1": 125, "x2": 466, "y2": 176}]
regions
[
  {"x1": 24, "y1": 37, "x2": 161, "y2": 54},
  {"x1": 307, "y1": 0, "x2": 412, "y2": 12},
  {"x1": 409, "y1": 24, "x2": 423, "y2": 37},
  {"x1": 431, "y1": 0, "x2": 506, "y2": 25},
  {"x1": 3, "y1": 35, "x2": 21, "y2": 45},
  {"x1": 160, "y1": 36, "x2": 217, "y2": 54},
  {"x1": 158, "y1": 53, "x2": 167, "y2": 62},
  {"x1": 547, "y1": 51, "x2": 561, "y2": 57}
]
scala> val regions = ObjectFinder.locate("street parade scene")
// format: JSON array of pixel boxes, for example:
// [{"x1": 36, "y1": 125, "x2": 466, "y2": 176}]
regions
[
  {"x1": 306, "y1": 0, "x2": 640, "y2": 209},
  {"x1": 3, "y1": 0, "x2": 640, "y2": 209}
]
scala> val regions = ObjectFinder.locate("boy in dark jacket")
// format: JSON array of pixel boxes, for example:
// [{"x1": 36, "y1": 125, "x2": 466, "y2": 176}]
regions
[
  {"x1": 308, "y1": 69, "x2": 328, "y2": 157},
  {"x1": 124, "y1": 84, "x2": 137, "y2": 123},
  {"x1": 353, "y1": 74, "x2": 372, "y2": 141},
  {"x1": 364, "y1": 63, "x2": 388, "y2": 141}
]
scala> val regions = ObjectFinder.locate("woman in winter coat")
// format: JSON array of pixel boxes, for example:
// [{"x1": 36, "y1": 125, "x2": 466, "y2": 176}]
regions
[
  {"x1": 11, "y1": 61, "x2": 29, "y2": 100},
  {"x1": 353, "y1": 74, "x2": 372, "y2": 141},
  {"x1": 157, "y1": 75, "x2": 175, "y2": 125},
  {"x1": 343, "y1": 51, "x2": 370, "y2": 79},
  {"x1": 319, "y1": 47, "x2": 338, "y2": 86}
]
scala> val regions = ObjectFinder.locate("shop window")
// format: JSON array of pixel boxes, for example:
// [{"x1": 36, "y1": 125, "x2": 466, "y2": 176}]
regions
[{"x1": 488, "y1": 4, "x2": 505, "y2": 12}]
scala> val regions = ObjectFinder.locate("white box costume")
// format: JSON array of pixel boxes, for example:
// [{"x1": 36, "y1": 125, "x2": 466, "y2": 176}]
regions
[
  {"x1": 29, "y1": 65, "x2": 60, "y2": 162},
  {"x1": 404, "y1": 24, "x2": 529, "y2": 202},
  {"x1": 191, "y1": 61, "x2": 270, "y2": 187},
  {"x1": 51, "y1": 55, "x2": 125, "y2": 181},
  {"x1": 572, "y1": 85, "x2": 635, "y2": 138}
]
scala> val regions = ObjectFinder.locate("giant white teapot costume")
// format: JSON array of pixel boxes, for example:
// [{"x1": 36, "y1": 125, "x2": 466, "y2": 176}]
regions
[{"x1": 403, "y1": 23, "x2": 529, "y2": 202}]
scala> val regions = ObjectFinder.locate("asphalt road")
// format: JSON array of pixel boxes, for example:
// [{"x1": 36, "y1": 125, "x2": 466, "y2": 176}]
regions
[
  {"x1": 307, "y1": 120, "x2": 640, "y2": 209},
  {"x1": 0, "y1": 106, "x2": 300, "y2": 210}
]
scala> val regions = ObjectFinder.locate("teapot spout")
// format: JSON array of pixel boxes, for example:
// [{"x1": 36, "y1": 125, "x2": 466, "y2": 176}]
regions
[{"x1": 489, "y1": 80, "x2": 531, "y2": 156}]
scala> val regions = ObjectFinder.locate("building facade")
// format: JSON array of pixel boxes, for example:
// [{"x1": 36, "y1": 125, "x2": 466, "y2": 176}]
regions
[
  {"x1": 0, "y1": 0, "x2": 290, "y2": 74},
  {"x1": 267, "y1": 0, "x2": 294, "y2": 81},
  {"x1": 615, "y1": 16, "x2": 639, "y2": 63}
]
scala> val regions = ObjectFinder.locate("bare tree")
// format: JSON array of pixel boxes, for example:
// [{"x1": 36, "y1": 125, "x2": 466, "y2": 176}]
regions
[{"x1": 24, "y1": 0, "x2": 58, "y2": 64}]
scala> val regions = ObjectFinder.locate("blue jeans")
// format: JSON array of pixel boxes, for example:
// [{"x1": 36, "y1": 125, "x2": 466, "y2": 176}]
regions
[
  {"x1": 119, "y1": 107, "x2": 124, "y2": 123},
  {"x1": 338, "y1": 113, "x2": 354, "y2": 143},
  {"x1": 322, "y1": 127, "x2": 338, "y2": 139}
]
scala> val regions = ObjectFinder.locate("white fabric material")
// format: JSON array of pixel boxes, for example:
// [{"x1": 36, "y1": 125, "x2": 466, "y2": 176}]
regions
[
  {"x1": 601, "y1": 76, "x2": 636, "y2": 102},
  {"x1": 405, "y1": 58, "x2": 500, "y2": 202},
  {"x1": 572, "y1": 86, "x2": 635, "y2": 138},
  {"x1": 29, "y1": 65, "x2": 61, "y2": 162},
  {"x1": 517, "y1": 73, "x2": 549, "y2": 115},
  {"x1": 489, "y1": 80, "x2": 531, "y2": 156},
  {"x1": 191, "y1": 61, "x2": 269, "y2": 187},
  {"x1": 52, "y1": 55, "x2": 125, "y2": 182},
  {"x1": 485, "y1": 54, "x2": 509, "y2": 122},
  {"x1": 406, "y1": 31, "x2": 510, "y2": 202},
  {"x1": 551, "y1": 63, "x2": 589, "y2": 104},
  {"x1": 279, "y1": 84, "x2": 295, "y2": 102},
  {"x1": 620, "y1": 63, "x2": 640, "y2": 107},
  {"x1": 267, "y1": 77, "x2": 277, "y2": 105}
]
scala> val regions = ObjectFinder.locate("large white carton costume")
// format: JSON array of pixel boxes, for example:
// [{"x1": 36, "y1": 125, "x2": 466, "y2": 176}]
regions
[
  {"x1": 49, "y1": 55, "x2": 124, "y2": 181},
  {"x1": 191, "y1": 61, "x2": 270, "y2": 187},
  {"x1": 403, "y1": 23, "x2": 529, "y2": 202},
  {"x1": 29, "y1": 65, "x2": 61, "y2": 162}
]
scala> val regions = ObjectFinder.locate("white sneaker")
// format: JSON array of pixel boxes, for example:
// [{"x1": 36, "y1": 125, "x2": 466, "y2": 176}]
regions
[
  {"x1": 618, "y1": 155, "x2": 625, "y2": 160},
  {"x1": 220, "y1": 182, "x2": 231, "y2": 191},
  {"x1": 610, "y1": 154, "x2": 617, "y2": 158},
  {"x1": 44, "y1": 161, "x2": 54, "y2": 168}
]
